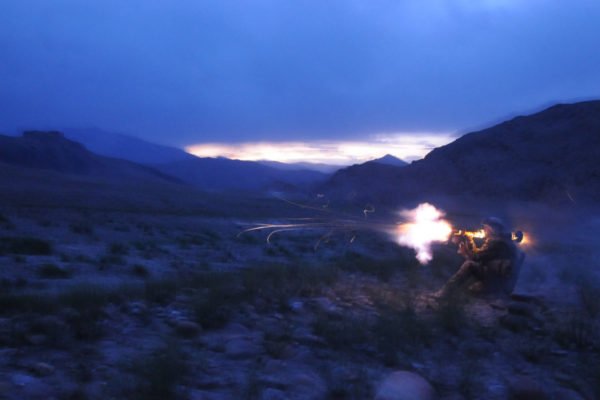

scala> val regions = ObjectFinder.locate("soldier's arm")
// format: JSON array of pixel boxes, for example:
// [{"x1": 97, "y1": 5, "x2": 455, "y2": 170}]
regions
[
  {"x1": 473, "y1": 240, "x2": 506, "y2": 263},
  {"x1": 459, "y1": 237, "x2": 476, "y2": 259}
]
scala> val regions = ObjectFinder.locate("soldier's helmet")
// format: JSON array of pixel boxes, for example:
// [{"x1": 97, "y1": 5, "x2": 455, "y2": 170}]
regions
[{"x1": 481, "y1": 217, "x2": 506, "y2": 235}]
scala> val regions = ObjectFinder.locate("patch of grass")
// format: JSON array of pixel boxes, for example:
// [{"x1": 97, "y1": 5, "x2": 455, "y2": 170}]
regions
[
  {"x1": 191, "y1": 290, "x2": 236, "y2": 330},
  {"x1": 62, "y1": 284, "x2": 140, "y2": 341},
  {"x1": 324, "y1": 367, "x2": 372, "y2": 400},
  {"x1": 69, "y1": 221, "x2": 94, "y2": 235},
  {"x1": 577, "y1": 275, "x2": 600, "y2": 318},
  {"x1": 131, "y1": 264, "x2": 150, "y2": 278},
  {"x1": 128, "y1": 340, "x2": 188, "y2": 400},
  {"x1": 554, "y1": 313, "x2": 597, "y2": 350},
  {"x1": 312, "y1": 311, "x2": 370, "y2": 351},
  {"x1": 175, "y1": 233, "x2": 206, "y2": 249},
  {"x1": 98, "y1": 254, "x2": 125, "y2": 268},
  {"x1": 108, "y1": 242, "x2": 129, "y2": 255},
  {"x1": 237, "y1": 233, "x2": 259, "y2": 244},
  {"x1": 74, "y1": 254, "x2": 94, "y2": 264},
  {"x1": 99, "y1": 242, "x2": 129, "y2": 267},
  {"x1": 0, "y1": 292, "x2": 57, "y2": 314},
  {"x1": 37, "y1": 219, "x2": 55, "y2": 227},
  {"x1": 457, "y1": 360, "x2": 481, "y2": 400},
  {"x1": 242, "y1": 263, "x2": 338, "y2": 308},
  {"x1": 0, "y1": 213, "x2": 15, "y2": 229},
  {"x1": 112, "y1": 224, "x2": 131, "y2": 232},
  {"x1": 144, "y1": 278, "x2": 180, "y2": 304},
  {"x1": 132, "y1": 240, "x2": 164, "y2": 259},
  {"x1": 0, "y1": 282, "x2": 135, "y2": 318},
  {"x1": 58, "y1": 284, "x2": 124, "y2": 312},
  {"x1": 190, "y1": 272, "x2": 244, "y2": 329},
  {"x1": 38, "y1": 263, "x2": 72, "y2": 279},
  {"x1": 241, "y1": 369, "x2": 261, "y2": 400},
  {"x1": 517, "y1": 338, "x2": 549, "y2": 364},
  {"x1": 136, "y1": 222, "x2": 154, "y2": 234},
  {"x1": 335, "y1": 252, "x2": 401, "y2": 282},
  {"x1": 374, "y1": 303, "x2": 432, "y2": 363},
  {"x1": 0, "y1": 236, "x2": 52, "y2": 255},
  {"x1": 0, "y1": 212, "x2": 10, "y2": 224},
  {"x1": 432, "y1": 292, "x2": 468, "y2": 335}
]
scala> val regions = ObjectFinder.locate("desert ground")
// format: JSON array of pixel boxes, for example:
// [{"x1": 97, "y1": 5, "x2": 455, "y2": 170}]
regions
[{"x1": 0, "y1": 188, "x2": 598, "y2": 400}]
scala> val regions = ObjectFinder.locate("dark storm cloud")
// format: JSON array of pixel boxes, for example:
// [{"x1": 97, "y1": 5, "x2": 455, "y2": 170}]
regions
[{"x1": 1, "y1": 0, "x2": 599, "y2": 145}]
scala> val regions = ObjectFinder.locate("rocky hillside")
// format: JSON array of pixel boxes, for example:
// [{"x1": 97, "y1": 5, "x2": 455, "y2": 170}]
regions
[
  {"x1": 0, "y1": 131, "x2": 177, "y2": 184},
  {"x1": 324, "y1": 100, "x2": 600, "y2": 206}
]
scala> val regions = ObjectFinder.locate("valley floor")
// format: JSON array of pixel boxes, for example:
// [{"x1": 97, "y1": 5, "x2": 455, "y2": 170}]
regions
[{"x1": 0, "y1": 202, "x2": 598, "y2": 399}]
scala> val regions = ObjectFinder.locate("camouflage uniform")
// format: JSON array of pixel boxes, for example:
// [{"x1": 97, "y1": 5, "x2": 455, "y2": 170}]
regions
[{"x1": 436, "y1": 223, "x2": 518, "y2": 297}]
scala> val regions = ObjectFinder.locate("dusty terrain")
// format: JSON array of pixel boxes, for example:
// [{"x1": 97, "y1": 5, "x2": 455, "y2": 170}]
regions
[{"x1": 0, "y1": 195, "x2": 598, "y2": 400}]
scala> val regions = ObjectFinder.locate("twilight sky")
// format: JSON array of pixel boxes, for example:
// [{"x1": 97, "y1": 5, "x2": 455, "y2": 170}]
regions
[{"x1": 1, "y1": 1, "x2": 599, "y2": 163}]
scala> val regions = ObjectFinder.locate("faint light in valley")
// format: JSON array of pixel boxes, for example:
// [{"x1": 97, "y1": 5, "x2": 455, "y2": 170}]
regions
[{"x1": 185, "y1": 133, "x2": 457, "y2": 165}]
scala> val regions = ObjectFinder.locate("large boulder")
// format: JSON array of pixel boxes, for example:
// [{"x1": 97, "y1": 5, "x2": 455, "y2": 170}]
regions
[{"x1": 375, "y1": 371, "x2": 436, "y2": 400}]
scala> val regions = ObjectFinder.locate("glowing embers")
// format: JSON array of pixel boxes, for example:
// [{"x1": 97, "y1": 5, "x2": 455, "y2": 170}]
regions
[{"x1": 396, "y1": 203, "x2": 453, "y2": 264}]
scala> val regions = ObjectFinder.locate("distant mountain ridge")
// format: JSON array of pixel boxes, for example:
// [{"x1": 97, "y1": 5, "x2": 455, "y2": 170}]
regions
[
  {"x1": 62, "y1": 128, "x2": 194, "y2": 165},
  {"x1": 1, "y1": 130, "x2": 328, "y2": 193},
  {"x1": 0, "y1": 131, "x2": 177, "y2": 184},
  {"x1": 258, "y1": 160, "x2": 341, "y2": 173},
  {"x1": 324, "y1": 100, "x2": 600, "y2": 205},
  {"x1": 60, "y1": 128, "x2": 330, "y2": 192},
  {"x1": 155, "y1": 157, "x2": 328, "y2": 192}
]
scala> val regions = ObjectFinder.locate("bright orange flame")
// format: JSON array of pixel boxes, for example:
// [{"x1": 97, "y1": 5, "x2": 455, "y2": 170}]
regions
[{"x1": 396, "y1": 203, "x2": 452, "y2": 264}]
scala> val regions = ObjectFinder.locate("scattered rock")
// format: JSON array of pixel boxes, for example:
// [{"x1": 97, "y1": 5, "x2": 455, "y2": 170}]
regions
[
  {"x1": 189, "y1": 389, "x2": 233, "y2": 400},
  {"x1": 500, "y1": 314, "x2": 531, "y2": 332},
  {"x1": 11, "y1": 372, "x2": 38, "y2": 387},
  {"x1": 0, "y1": 318, "x2": 15, "y2": 345},
  {"x1": 25, "y1": 334, "x2": 47, "y2": 346},
  {"x1": 174, "y1": 320, "x2": 201, "y2": 338},
  {"x1": 553, "y1": 388, "x2": 586, "y2": 400},
  {"x1": 10, "y1": 372, "x2": 52, "y2": 397},
  {"x1": 508, "y1": 375, "x2": 549, "y2": 400},
  {"x1": 288, "y1": 299, "x2": 303, "y2": 312},
  {"x1": 260, "y1": 387, "x2": 287, "y2": 400},
  {"x1": 375, "y1": 371, "x2": 436, "y2": 400},
  {"x1": 225, "y1": 322, "x2": 251, "y2": 335},
  {"x1": 507, "y1": 302, "x2": 545, "y2": 326},
  {"x1": 225, "y1": 337, "x2": 262, "y2": 359},
  {"x1": 260, "y1": 360, "x2": 326, "y2": 398},
  {"x1": 29, "y1": 362, "x2": 55, "y2": 377},
  {"x1": 310, "y1": 297, "x2": 338, "y2": 312},
  {"x1": 128, "y1": 301, "x2": 148, "y2": 316}
]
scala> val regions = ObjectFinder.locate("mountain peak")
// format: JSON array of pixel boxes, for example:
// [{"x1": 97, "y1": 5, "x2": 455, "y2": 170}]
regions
[
  {"x1": 371, "y1": 154, "x2": 408, "y2": 167},
  {"x1": 324, "y1": 100, "x2": 600, "y2": 205}
]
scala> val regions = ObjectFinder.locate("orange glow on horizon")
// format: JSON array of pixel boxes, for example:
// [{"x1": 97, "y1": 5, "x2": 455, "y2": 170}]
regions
[{"x1": 184, "y1": 133, "x2": 456, "y2": 165}]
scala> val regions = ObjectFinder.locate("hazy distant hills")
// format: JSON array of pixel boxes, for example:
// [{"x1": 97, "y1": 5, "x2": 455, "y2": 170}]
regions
[
  {"x1": 155, "y1": 157, "x2": 328, "y2": 192},
  {"x1": 258, "y1": 160, "x2": 341, "y2": 173},
  {"x1": 7, "y1": 98, "x2": 599, "y2": 204},
  {"x1": 62, "y1": 128, "x2": 195, "y2": 165},
  {"x1": 63, "y1": 129, "x2": 333, "y2": 190},
  {"x1": 0, "y1": 130, "x2": 329, "y2": 194},
  {"x1": 0, "y1": 131, "x2": 178, "y2": 184},
  {"x1": 325, "y1": 100, "x2": 600, "y2": 205}
]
